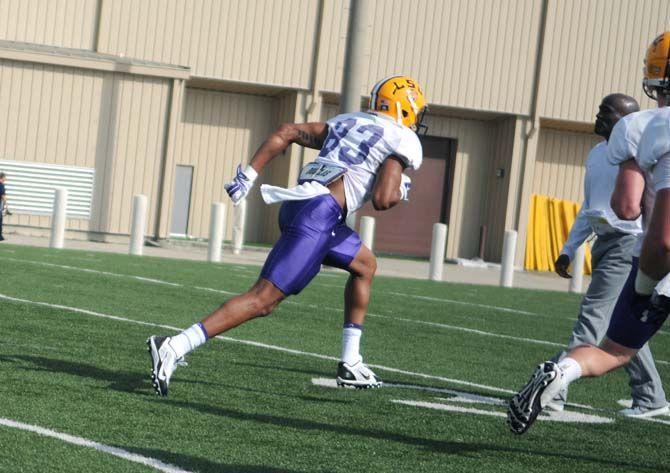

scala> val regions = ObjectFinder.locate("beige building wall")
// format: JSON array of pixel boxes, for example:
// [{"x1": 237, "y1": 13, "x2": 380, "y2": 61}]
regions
[
  {"x1": 0, "y1": 58, "x2": 171, "y2": 237},
  {"x1": 97, "y1": 0, "x2": 319, "y2": 88},
  {"x1": 539, "y1": 0, "x2": 670, "y2": 123},
  {"x1": 532, "y1": 128, "x2": 601, "y2": 202},
  {"x1": 0, "y1": 0, "x2": 98, "y2": 50},
  {"x1": 425, "y1": 114, "x2": 499, "y2": 259},
  {"x1": 481, "y1": 117, "x2": 517, "y2": 262},
  {"x1": 318, "y1": 0, "x2": 541, "y2": 115},
  {"x1": 171, "y1": 88, "x2": 280, "y2": 242}
]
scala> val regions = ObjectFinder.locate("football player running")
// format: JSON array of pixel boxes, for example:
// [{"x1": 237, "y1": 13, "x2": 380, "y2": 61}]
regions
[
  {"x1": 508, "y1": 33, "x2": 670, "y2": 434},
  {"x1": 147, "y1": 76, "x2": 427, "y2": 396}
]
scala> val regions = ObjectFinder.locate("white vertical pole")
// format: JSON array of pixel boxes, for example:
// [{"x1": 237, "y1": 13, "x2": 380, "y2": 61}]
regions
[
  {"x1": 429, "y1": 223, "x2": 448, "y2": 281},
  {"x1": 500, "y1": 229, "x2": 518, "y2": 287},
  {"x1": 208, "y1": 202, "x2": 226, "y2": 263},
  {"x1": 232, "y1": 199, "x2": 247, "y2": 255},
  {"x1": 49, "y1": 187, "x2": 68, "y2": 249},
  {"x1": 359, "y1": 216, "x2": 375, "y2": 250},
  {"x1": 340, "y1": 0, "x2": 370, "y2": 114},
  {"x1": 129, "y1": 194, "x2": 147, "y2": 256},
  {"x1": 570, "y1": 243, "x2": 586, "y2": 293}
]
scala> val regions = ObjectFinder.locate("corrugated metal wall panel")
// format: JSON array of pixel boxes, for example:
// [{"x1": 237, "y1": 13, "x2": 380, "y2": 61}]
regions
[
  {"x1": 256, "y1": 92, "x2": 301, "y2": 243},
  {"x1": 0, "y1": 59, "x2": 103, "y2": 231},
  {"x1": 173, "y1": 88, "x2": 278, "y2": 241},
  {"x1": 425, "y1": 114, "x2": 494, "y2": 259},
  {"x1": 533, "y1": 128, "x2": 601, "y2": 202},
  {"x1": 0, "y1": 0, "x2": 98, "y2": 49},
  {"x1": 101, "y1": 74, "x2": 170, "y2": 236},
  {"x1": 318, "y1": 0, "x2": 540, "y2": 115},
  {"x1": 98, "y1": 0, "x2": 318, "y2": 88},
  {"x1": 0, "y1": 160, "x2": 94, "y2": 218},
  {"x1": 539, "y1": 0, "x2": 670, "y2": 123},
  {"x1": 481, "y1": 118, "x2": 516, "y2": 262},
  {"x1": 0, "y1": 59, "x2": 171, "y2": 236}
]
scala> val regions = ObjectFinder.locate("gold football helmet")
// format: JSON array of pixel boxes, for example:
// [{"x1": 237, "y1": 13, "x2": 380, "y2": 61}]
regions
[
  {"x1": 369, "y1": 76, "x2": 427, "y2": 131},
  {"x1": 643, "y1": 32, "x2": 670, "y2": 100}
]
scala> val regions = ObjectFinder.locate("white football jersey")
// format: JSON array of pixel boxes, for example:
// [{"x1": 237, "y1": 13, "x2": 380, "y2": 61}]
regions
[
  {"x1": 638, "y1": 107, "x2": 670, "y2": 172},
  {"x1": 607, "y1": 108, "x2": 663, "y2": 256},
  {"x1": 607, "y1": 109, "x2": 660, "y2": 166},
  {"x1": 316, "y1": 112, "x2": 423, "y2": 213}
]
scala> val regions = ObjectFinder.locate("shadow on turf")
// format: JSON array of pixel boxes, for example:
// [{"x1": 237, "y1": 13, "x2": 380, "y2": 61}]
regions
[
  {"x1": 230, "y1": 360, "x2": 332, "y2": 378},
  {"x1": 160, "y1": 399, "x2": 664, "y2": 471},
  {"x1": 127, "y1": 448, "x2": 300, "y2": 473},
  {"x1": 0, "y1": 354, "x2": 152, "y2": 394},
  {"x1": 0, "y1": 354, "x2": 227, "y2": 395}
]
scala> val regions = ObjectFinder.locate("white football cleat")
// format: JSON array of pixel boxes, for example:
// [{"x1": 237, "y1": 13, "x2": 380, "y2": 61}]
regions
[
  {"x1": 147, "y1": 336, "x2": 182, "y2": 397},
  {"x1": 336, "y1": 360, "x2": 382, "y2": 389},
  {"x1": 508, "y1": 361, "x2": 565, "y2": 434},
  {"x1": 618, "y1": 403, "x2": 669, "y2": 418}
]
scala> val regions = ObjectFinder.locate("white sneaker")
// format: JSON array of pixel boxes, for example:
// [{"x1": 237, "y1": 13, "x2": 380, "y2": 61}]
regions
[
  {"x1": 507, "y1": 361, "x2": 565, "y2": 434},
  {"x1": 147, "y1": 336, "x2": 181, "y2": 397},
  {"x1": 618, "y1": 404, "x2": 669, "y2": 418},
  {"x1": 336, "y1": 360, "x2": 382, "y2": 389}
]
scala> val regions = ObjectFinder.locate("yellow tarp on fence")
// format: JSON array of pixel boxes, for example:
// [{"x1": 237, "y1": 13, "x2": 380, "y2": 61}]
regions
[{"x1": 525, "y1": 194, "x2": 592, "y2": 275}]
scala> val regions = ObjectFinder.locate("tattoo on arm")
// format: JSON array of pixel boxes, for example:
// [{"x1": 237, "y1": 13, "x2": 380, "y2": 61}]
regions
[{"x1": 296, "y1": 129, "x2": 325, "y2": 150}]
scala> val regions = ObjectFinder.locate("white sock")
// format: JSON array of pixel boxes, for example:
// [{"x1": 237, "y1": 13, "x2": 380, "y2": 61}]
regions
[
  {"x1": 557, "y1": 357, "x2": 582, "y2": 384},
  {"x1": 169, "y1": 323, "x2": 208, "y2": 358},
  {"x1": 341, "y1": 325, "x2": 362, "y2": 365}
]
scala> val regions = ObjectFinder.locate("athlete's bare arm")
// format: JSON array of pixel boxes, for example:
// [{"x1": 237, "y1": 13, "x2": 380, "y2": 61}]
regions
[
  {"x1": 611, "y1": 158, "x2": 645, "y2": 220},
  {"x1": 372, "y1": 156, "x2": 405, "y2": 211},
  {"x1": 249, "y1": 122, "x2": 328, "y2": 173}
]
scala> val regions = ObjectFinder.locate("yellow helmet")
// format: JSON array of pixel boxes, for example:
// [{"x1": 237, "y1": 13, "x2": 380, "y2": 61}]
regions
[
  {"x1": 369, "y1": 75, "x2": 427, "y2": 131},
  {"x1": 643, "y1": 32, "x2": 670, "y2": 100}
]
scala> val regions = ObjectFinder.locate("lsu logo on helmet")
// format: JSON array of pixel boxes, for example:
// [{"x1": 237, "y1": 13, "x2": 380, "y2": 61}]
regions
[
  {"x1": 369, "y1": 76, "x2": 427, "y2": 132},
  {"x1": 643, "y1": 32, "x2": 670, "y2": 100}
]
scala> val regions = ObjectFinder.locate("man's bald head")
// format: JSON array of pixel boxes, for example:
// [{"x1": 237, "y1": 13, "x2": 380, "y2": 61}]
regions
[
  {"x1": 602, "y1": 93, "x2": 640, "y2": 115},
  {"x1": 595, "y1": 93, "x2": 640, "y2": 140}
]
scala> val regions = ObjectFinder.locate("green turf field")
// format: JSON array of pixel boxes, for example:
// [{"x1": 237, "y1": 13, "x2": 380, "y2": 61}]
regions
[{"x1": 0, "y1": 243, "x2": 668, "y2": 472}]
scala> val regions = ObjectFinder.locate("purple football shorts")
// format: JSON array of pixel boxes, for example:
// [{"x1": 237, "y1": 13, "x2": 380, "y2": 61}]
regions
[
  {"x1": 260, "y1": 194, "x2": 362, "y2": 295},
  {"x1": 606, "y1": 258, "x2": 661, "y2": 349}
]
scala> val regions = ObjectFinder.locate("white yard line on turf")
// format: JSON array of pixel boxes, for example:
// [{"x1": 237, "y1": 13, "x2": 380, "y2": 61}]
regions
[
  {"x1": 389, "y1": 401, "x2": 614, "y2": 424},
  {"x1": 0, "y1": 257, "x2": 181, "y2": 287},
  {"x1": 0, "y1": 418, "x2": 192, "y2": 473},
  {"x1": 0, "y1": 293, "x2": 514, "y2": 395},
  {"x1": 5, "y1": 256, "x2": 670, "y2": 357},
  {"x1": 4, "y1": 292, "x2": 666, "y2": 426},
  {"x1": 389, "y1": 291, "x2": 550, "y2": 318}
]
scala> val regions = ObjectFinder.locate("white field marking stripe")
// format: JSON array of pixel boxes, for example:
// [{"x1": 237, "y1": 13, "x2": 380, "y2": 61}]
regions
[
  {"x1": 636, "y1": 416, "x2": 670, "y2": 426},
  {"x1": 0, "y1": 418, "x2": 193, "y2": 473},
  {"x1": 312, "y1": 378, "x2": 599, "y2": 412},
  {"x1": 388, "y1": 291, "x2": 550, "y2": 318},
  {"x1": 365, "y1": 312, "x2": 563, "y2": 348},
  {"x1": 10, "y1": 253, "x2": 670, "y2": 338},
  {"x1": 0, "y1": 293, "x2": 515, "y2": 395},
  {"x1": 194, "y1": 286, "x2": 237, "y2": 296},
  {"x1": 9, "y1": 254, "x2": 670, "y2": 356},
  {"x1": 391, "y1": 400, "x2": 614, "y2": 424},
  {"x1": 0, "y1": 256, "x2": 562, "y2": 348},
  {"x1": 0, "y1": 257, "x2": 182, "y2": 287},
  {"x1": 392, "y1": 400, "x2": 506, "y2": 418},
  {"x1": 312, "y1": 378, "x2": 507, "y2": 404}
]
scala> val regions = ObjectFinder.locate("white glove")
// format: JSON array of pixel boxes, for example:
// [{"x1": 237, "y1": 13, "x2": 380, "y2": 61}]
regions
[
  {"x1": 224, "y1": 164, "x2": 258, "y2": 206},
  {"x1": 399, "y1": 173, "x2": 412, "y2": 201}
]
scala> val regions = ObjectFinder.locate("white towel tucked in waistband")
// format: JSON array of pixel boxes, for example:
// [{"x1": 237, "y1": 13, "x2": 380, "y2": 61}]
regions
[{"x1": 260, "y1": 181, "x2": 331, "y2": 205}]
